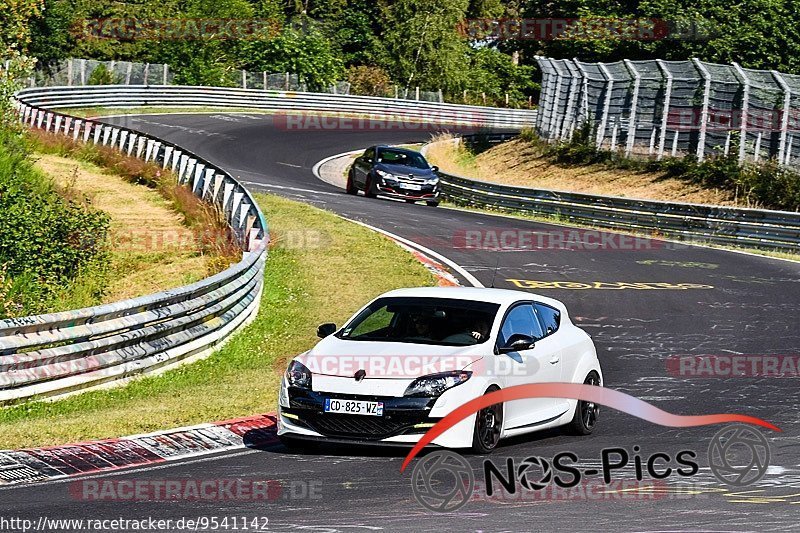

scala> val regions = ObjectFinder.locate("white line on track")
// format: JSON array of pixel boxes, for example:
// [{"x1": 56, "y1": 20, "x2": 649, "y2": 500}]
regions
[{"x1": 240, "y1": 181, "x2": 341, "y2": 196}]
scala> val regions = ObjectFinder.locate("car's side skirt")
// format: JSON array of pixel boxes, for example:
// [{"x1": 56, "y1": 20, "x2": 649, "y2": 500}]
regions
[{"x1": 502, "y1": 409, "x2": 570, "y2": 437}]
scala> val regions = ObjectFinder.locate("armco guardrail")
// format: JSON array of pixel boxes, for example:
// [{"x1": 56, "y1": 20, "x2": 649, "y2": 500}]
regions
[
  {"x1": 1, "y1": 94, "x2": 268, "y2": 404},
  {"x1": 436, "y1": 134, "x2": 800, "y2": 252},
  {"x1": 16, "y1": 85, "x2": 538, "y2": 129}
]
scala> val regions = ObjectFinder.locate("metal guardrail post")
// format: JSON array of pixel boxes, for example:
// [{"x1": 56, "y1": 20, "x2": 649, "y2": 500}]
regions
[
  {"x1": 655, "y1": 60, "x2": 673, "y2": 160},
  {"x1": 623, "y1": 59, "x2": 641, "y2": 156},
  {"x1": 596, "y1": 63, "x2": 614, "y2": 149},
  {"x1": 533, "y1": 56, "x2": 550, "y2": 135},
  {"x1": 731, "y1": 62, "x2": 751, "y2": 164},
  {"x1": 560, "y1": 60, "x2": 581, "y2": 140},
  {"x1": 571, "y1": 60, "x2": 591, "y2": 131},
  {"x1": 546, "y1": 59, "x2": 565, "y2": 140},
  {"x1": 693, "y1": 59, "x2": 712, "y2": 162},
  {"x1": 772, "y1": 70, "x2": 792, "y2": 165}
]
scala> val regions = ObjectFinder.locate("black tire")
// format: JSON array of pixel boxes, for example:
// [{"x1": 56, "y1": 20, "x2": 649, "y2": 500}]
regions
[
  {"x1": 345, "y1": 169, "x2": 357, "y2": 195},
  {"x1": 471, "y1": 386, "x2": 503, "y2": 454},
  {"x1": 364, "y1": 175, "x2": 377, "y2": 198},
  {"x1": 426, "y1": 200, "x2": 440, "y2": 207},
  {"x1": 568, "y1": 371, "x2": 601, "y2": 435}
]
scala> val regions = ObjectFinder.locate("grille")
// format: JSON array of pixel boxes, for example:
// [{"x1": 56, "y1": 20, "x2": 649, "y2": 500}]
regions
[{"x1": 303, "y1": 413, "x2": 422, "y2": 440}]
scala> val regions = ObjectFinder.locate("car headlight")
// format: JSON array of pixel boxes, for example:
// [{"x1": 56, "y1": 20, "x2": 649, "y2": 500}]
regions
[
  {"x1": 375, "y1": 169, "x2": 394, "y2": 180},
  {"x1": 286, "y1": 360, "x2": 312, "y2": 389},
  {"x1": 403, "y1": 371, "x2": 472, "y2": 397}
]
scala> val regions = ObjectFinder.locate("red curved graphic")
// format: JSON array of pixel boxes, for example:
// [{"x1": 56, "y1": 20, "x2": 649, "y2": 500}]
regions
[{"x1": 400, "y1": 383, "x2": 780, "y2": 472}]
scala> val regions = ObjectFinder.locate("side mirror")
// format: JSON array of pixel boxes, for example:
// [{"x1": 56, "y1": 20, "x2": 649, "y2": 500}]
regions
[
  {"x1": 317, "y1": 323, "x2": 337, "y2": 338},
  {"x1": 498, "y1": 334, "x2": 535, "y2": 354},
  {"x1": 431, "y1": 165, "x2": 439, "y2": 173}
]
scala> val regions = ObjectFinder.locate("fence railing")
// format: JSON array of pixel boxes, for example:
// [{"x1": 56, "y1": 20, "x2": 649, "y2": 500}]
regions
[
  {"x1": 535, "y1": 57, "x2": 800, "y2": 170},
  {"x1": 2, "y1": 91, "x2": 268, "y2": 404},
  {"x1": 25, "y1": 58, "x2": 453, "y2": 102},
  {"x1": 16, "y1": 85, "x2": 539, "y2": 129},
  {"x1": 432, "y1": 134, "x2": 800, "y2": 252}
]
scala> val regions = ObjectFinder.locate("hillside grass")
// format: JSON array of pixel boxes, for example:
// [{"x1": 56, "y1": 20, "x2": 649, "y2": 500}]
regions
[
  {"x1": 34, "y1": 153, "x2": 213, "y2": 305},
  {"x1": 0, "y1": 193, "x2": 436, "y2": 449}
]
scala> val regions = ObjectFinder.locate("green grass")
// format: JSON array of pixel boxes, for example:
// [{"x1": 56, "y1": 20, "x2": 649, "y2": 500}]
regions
[{"x1": 0, "y1": 193, "x2": 436, "y2": 449}]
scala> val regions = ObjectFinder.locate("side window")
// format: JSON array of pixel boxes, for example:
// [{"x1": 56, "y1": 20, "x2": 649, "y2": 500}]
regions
[
  {"x1": 363, "y1": 148, "x2": 375, "y2": 162},
  {"x1": 498, "y1": 304, "x2": 545, "y2": 346},
  {"x1": 533, "y1": 303, "x2": 561, "y2": 336}
]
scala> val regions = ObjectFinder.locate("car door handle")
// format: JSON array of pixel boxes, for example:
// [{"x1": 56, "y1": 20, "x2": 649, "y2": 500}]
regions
[{"x1": 549, "y1": 355, "x2": 560, "y2": 364}]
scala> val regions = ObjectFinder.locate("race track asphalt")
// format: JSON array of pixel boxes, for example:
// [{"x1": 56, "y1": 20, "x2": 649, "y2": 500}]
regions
[{"x1": 2, "y1": 112, "x2": 799, "y2": 532}]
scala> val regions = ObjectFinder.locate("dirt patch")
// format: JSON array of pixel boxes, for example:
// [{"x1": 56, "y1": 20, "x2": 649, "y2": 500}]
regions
[{"x1": 426, "y1": 137, "x2": 740, "y2": 206}]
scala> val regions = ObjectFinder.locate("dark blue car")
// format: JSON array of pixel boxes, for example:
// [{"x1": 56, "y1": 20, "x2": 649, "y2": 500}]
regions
[{"x1": 346, "y1": 146, "x2": 440, "y2": 207}]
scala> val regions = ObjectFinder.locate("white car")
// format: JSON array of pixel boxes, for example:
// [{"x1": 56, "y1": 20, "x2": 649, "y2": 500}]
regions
[{"x1": 278, "y1": 287, "x2": 602, "y2": 453}]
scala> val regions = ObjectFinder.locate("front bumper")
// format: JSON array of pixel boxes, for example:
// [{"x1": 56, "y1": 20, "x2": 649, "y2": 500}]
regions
[
  {"x1": 279, "y1": 388, "x2": 442, "y2": 444},
  {"x1": 376, "y1": 183, "x2": 439, "y2": 201}
]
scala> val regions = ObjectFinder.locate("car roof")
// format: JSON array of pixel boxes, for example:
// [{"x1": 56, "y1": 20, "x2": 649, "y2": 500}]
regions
[{"x1": 377, "y1": 286, "x2": 567, "y2": 312}]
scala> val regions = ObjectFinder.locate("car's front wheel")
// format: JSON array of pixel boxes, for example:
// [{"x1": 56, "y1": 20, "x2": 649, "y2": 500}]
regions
[
  {"x1": 568, "y1": 371, "x2": 600, "y2": 435},
  {"x1": 471, "y1": 386, "x2": 503, "y2": 454},
  {"x1": 345, "y1": 169, "x2": 358, "y2": 195},
  {"x1": 364, "y1": 175, "x2": 377, "y2": 198}
]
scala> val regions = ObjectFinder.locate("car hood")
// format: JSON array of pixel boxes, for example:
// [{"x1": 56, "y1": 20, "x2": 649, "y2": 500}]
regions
[
  {"x1": 375, "y1": 163, "x2": 436, "y2": 178},
  {"x1": 295, "y1": 335, "x2": 484, "y2": 379}
]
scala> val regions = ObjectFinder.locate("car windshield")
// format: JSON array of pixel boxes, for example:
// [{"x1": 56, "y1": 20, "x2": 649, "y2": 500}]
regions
[
  {"x1": 376, "y1": 149, "x2": 430, "y2": 169},
  {"x1": 337, "y1": 297, "x2": 500, "y2": 346}
]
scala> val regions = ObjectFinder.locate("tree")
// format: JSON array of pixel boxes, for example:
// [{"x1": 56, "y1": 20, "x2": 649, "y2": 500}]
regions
[
  {"x1": 240, "y1": 20, "x2": 344, "y2": 91},
  {"x1": 1, "y1": 0, "x2": 44, "y2": 126},
  {"x1": 382, "y1": 0, "x2": 472, "y2": 93}
]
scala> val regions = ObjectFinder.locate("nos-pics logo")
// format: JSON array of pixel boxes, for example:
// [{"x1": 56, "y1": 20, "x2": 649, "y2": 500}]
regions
[{"x1": 411, "y1": 424, "x2": 771, "y2": 512}]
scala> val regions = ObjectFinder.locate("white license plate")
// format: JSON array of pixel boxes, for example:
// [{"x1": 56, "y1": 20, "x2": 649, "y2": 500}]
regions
[
  {"x1": 324, "y1": 398, "x2": 384, "y2": 416},
  {"x1": 401, "y1": 183, "x2": 422, "y2": 191}
]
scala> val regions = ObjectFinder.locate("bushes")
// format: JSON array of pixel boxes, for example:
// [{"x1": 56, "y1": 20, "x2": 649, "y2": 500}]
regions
[
  {"x1": 346, "y1": 65, "x2": 393, "y2": 97},
  {"x1": 0, "y1": 129, "x2": 110, "y2": 317},
  {"x1": 513, "y1": 125, "x2": 800, "y2": 211}
]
